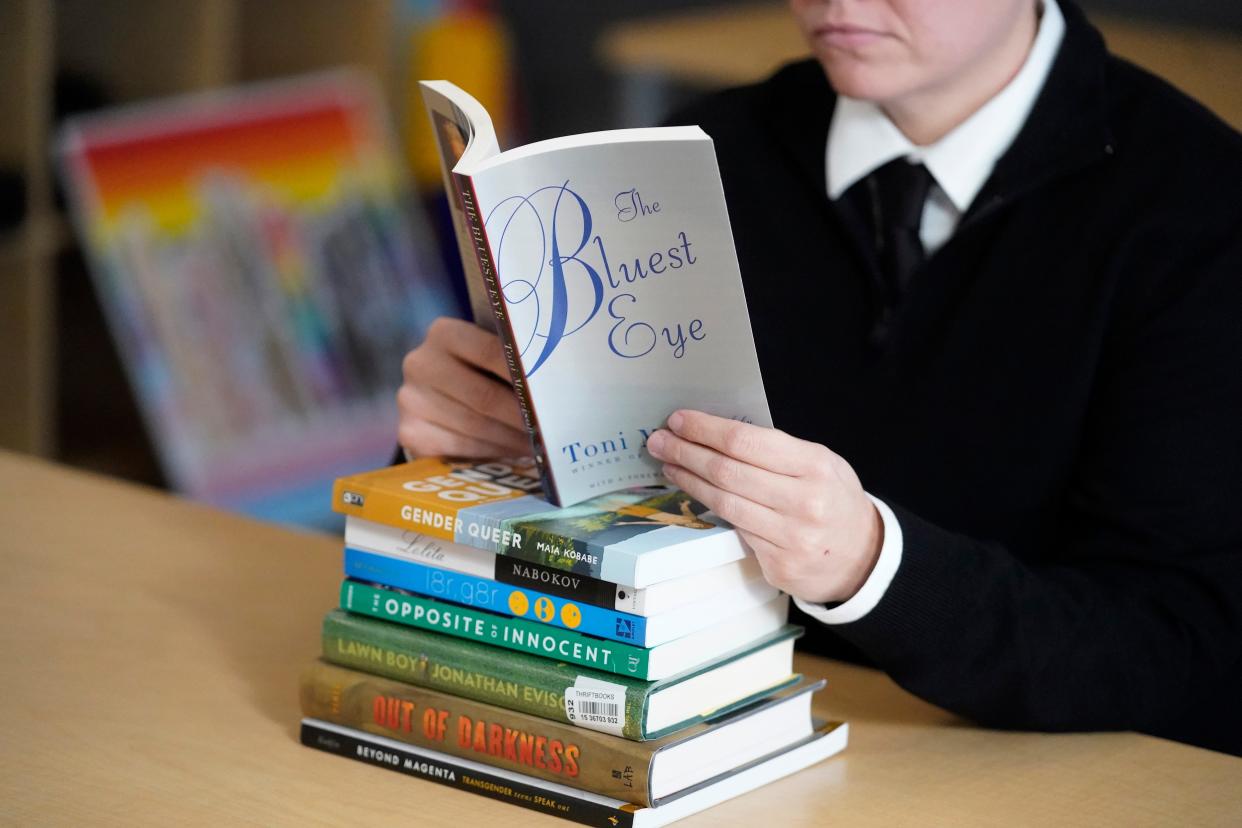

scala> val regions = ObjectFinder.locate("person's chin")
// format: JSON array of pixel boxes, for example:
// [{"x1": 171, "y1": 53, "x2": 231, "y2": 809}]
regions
[{"x1": 817, "y1": 56, "x2": 903, "y2": 102}]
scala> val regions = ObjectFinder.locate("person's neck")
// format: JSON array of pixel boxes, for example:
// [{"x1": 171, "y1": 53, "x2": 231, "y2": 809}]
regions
[{"x1": 881, "y1": 7, "x2": 1040, "y2": 146}]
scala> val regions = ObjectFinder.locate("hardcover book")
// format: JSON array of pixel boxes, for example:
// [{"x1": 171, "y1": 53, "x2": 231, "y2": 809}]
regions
[
  {"x1": 344, "y1": 514, "x2": 768, "y2": 616},
  {"x1": 333, "y1": 458, "x2": 751, "y2": 587},
  {"x1": 420, "y1": 80, "x2": 771, "y2": 507},
  {"x1": 301, "y1": 717, "x2": 848, "y2": 828},
  {"x1": 322, "y1": 609, "x2": 801, "y2": 740},
  {"x1": 299, "y1": 660, "x2": 824, "y2": 807},
  {"x1": 339, "y1": 579, "x2": 791, "y2": 681}
]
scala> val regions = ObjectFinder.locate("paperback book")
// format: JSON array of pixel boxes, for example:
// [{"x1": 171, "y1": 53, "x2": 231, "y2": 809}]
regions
[
  {"x1": 299, "y1": 659, "x2": 823, "y2": 807},
  {"x1": 322, "y1": 608, "x2": 802, "y2": 740},
  {"x1": 333, "y1": 458, "x2": 750, "y2": 587},
  {"x1": 344, "y1": 514, "x2": 768, "y2": 616},
  {"x1": 339, "y1": 579, "x2": 791, "y2": 681},
  {"x1": 344, "y1": 546, "x2": 779, "y2": 646},
  {"x1": 301, "y1": 718, "x2": 848, "y2": 828},
  {"x1": 420, "y1": 80, "x2": 771, "y2": 507}
]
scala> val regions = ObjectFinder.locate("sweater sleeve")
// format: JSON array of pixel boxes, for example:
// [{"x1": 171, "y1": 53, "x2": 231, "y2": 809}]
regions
[{"x1": 828, "y1": 210, "x2": 1242, "y2": 753}]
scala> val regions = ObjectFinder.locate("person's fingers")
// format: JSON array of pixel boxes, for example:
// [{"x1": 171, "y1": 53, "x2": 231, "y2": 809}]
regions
[
  {"x1": 398, "y1": 416, "x2": 530, "y2": 460},
  {"x1": 428, "y1": 317, "x2": 511, "y2": 379},
  {"x1": 660, "y1": 461, "x2": 791, "y2": 547},
  {"x1": 402, "y1": 347, "x2": 526, "y2": 432},
  {"x1": 663, "y1": 409, "x2": 814, "y2": 476},
  {"x1": 397, "y1": 384, "x2": 530, "y2": 456},
  {"x1": 645, "y1": 428, "x2": 798, "y2": 511}
]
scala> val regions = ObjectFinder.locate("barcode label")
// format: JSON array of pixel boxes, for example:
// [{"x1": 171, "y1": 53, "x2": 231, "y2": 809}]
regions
[
  {"x1": 564, "y1": 676, "x2": 627, "y2": 737},
  {"x1": 577, "y1": 700, "x2": 620, "y2": 719}
]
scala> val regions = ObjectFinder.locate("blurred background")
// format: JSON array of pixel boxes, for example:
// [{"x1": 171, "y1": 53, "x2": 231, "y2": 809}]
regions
[{"x1": 1, "y1": 0, "x2": 1239, "y2": 529}]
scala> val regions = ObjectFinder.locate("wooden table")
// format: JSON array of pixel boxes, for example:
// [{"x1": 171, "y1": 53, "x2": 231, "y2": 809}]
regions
[{"x1": 1, "y1": 450, "x2": 1239, "y2": 825}]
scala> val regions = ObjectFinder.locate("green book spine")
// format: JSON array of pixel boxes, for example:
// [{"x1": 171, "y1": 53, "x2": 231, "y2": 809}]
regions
[
  {"x1": 340, "y1": 580, "x2": 653, "y2": 679},
  {"x1": 322, "y1": 609, "x2": 650, "y2": 739}
]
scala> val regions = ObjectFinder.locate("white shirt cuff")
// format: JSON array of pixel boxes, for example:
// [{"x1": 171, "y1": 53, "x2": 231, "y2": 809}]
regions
[{"x1": 793, "y1": 494, "x2": 904, "y2": 625}]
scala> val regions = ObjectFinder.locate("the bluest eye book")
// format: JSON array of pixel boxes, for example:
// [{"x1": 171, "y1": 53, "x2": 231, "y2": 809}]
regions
[{"x1": 420, "y1": 80, "x2": 771, "y2": 507}]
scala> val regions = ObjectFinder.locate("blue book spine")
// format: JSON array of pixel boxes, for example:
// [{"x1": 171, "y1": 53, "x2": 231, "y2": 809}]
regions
[{"x1": 344, "y1": 547, "x2": 650, "y2": 645}]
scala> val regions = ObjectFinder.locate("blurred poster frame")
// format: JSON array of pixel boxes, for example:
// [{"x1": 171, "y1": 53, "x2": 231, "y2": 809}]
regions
[{"x1": 58, "y1": 71, "x2": 455, "y2": 530}]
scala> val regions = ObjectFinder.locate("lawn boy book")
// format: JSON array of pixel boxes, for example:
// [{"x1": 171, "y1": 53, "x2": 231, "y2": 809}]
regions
[
  {"x1": 343, "y1": 546, "x2": 779, "y2": 646},
  {"x1": 300, "y1": 659, "x2": 825, "y2": 807},
  {"x1": 301, "y1": 718, "x2": 848, "y2": 828},
  {"x1": 345, "y1": 514, "x2": 768, "y2": 616},
  {"x1": 341, "y1": 579, "x2": 792, "y2": 681},
  {"x1": 333, "y1": 458, "x2": 752, "y2": 588},
  {"x1": 322, "y1": 609, "x2": 802, "y2": 740},
  {"x1": 420, "y1": 80, "x2": 771, "y2": 507}
]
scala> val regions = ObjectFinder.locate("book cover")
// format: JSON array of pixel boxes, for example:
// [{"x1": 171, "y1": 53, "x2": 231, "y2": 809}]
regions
[
  {"x1": 344, "y1": 514, "x2": 768, "y2": 616},
  {"x1": 333, "y1": 458, "x2": 749, "y2": 587},
  {"x1": 420, "y1": 80, "x2": 771, "y2": 507},
  {"x1": 321, "y1": 609, "x2": 802, "y2": 740},
  {"x1": 301, "y1": 717, "x2": 848, "y2": 828},
  {"x1": 57, "y1": 72, "x2": 456, "y2": 528},
  {"x1": 298, "y1": 660, "x2": 821, "y2": 807}
]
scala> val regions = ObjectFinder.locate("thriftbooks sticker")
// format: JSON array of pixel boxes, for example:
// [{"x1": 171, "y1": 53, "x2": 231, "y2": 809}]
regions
[{"x1": 564, "y1": 676, "x2": 626, "y2": 737}]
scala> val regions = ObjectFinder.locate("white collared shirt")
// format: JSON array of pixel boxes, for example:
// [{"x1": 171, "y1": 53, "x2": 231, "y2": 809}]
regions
[
  {"x1": 826, "y1": 0, "x2": 1065, "y2": 254},
  {"x1": 796, "y1": 0, "x2": 1065, "y2": 626}
]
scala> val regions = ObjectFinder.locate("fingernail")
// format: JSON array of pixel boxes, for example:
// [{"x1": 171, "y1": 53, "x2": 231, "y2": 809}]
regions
[
  {"x1": 647, "y1": 430, "x2": 666, "y2": 455},
  {"x1": 667, "y1": 411, "x2": 684, "y2": 431}
]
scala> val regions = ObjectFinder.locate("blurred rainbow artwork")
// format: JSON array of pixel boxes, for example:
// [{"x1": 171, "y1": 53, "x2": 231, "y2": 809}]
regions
[{"x1": 59, "y1": 72, "x2": 456, "y2": 528}]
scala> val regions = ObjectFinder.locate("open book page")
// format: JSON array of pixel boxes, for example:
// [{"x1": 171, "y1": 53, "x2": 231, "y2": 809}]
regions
[{"x1": 420, "y1": 80, "x2": 502, "y2": 330}]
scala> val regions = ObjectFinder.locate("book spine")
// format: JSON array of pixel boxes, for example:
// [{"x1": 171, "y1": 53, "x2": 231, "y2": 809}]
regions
[
  {"x1": 300, "y1": 660, "x2": 654, "y2": 804},
  {"x1": 345, "y1": 548, "x2": 651, "y2": 645},
  {"x1": 300, "y1": 720, "x2": 641, "y2": 828},
  {"x1": 453, "y1": 171, "x2": 560, "y2": 505},
  {"x1": 322, "y1": 608, "x2": 648, "y2": 740},
  {"x1": 340, "y1": 580, "x2": 653, "y2": 679},
  {"x1": 493, "y1": 555, "x2": 633, "y2": 613}
]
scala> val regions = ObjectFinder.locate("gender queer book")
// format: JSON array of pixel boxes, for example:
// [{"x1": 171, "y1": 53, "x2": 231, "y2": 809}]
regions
[
  {"x1": 420, "y1": 80, "x2": 771, "y2": 507},
  {"x1": 300, "y1": 718, "x2": 847, "y2": 828},
  {"x1": 344, "y1": 514, "x2": 768, "y2": 616},
  {"x1": 299, "y1": 659, "x2": 823, "y2": 807},
  {"x1": 322, "y1": 609, "x2": 801, "y2": 740},
  {"x1": 333, "y1": 458, "x2": 750, "y2": 587}
]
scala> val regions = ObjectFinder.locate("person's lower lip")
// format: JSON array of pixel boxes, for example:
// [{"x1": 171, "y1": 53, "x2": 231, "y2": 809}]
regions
[{"x1": 814, "y1": 28, "x2": 886, "y2": 48}]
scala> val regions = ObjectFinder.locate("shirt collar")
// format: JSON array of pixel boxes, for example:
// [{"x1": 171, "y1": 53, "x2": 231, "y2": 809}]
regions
[{"x1": 827, "y1": 0, "x2": 1066, "y2": 212}]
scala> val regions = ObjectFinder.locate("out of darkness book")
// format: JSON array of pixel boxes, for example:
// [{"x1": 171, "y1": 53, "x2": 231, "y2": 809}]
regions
[{"x1": 299, "y1": 659, "x2": 821, "y2": 807}]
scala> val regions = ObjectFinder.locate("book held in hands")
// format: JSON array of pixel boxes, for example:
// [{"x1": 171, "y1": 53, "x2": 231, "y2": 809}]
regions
[{"x1": 420, "y1": 80, "x2": 771, "y2": 507}]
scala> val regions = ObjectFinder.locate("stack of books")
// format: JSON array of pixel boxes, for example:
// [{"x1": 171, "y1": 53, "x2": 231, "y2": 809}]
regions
[{"x1": 298, "y1": 457, "x2": 848, "y2": 826}]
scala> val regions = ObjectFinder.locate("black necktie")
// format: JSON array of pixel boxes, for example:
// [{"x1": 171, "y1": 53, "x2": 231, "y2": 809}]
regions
[{"x1": 871, "y1": 158, "x2": 933, "y2": 301}]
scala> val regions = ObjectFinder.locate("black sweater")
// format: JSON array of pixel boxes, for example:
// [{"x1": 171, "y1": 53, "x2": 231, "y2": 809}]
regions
[{"x1": 669, "y1": 2, "x2": 1242, "y2": 755}]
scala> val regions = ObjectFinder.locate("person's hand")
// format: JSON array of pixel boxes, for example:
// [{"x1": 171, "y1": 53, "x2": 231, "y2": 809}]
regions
[
  {"x1": 645, "y1": 410, "x2": 882, "y2": 604},
  {"x1": 397, "y1": 317, "x2": 530, "y2": 459}
]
